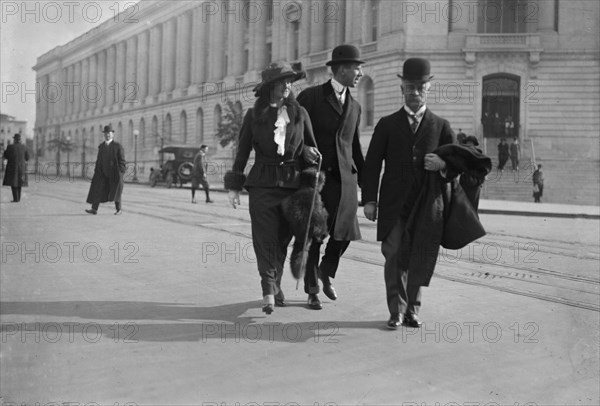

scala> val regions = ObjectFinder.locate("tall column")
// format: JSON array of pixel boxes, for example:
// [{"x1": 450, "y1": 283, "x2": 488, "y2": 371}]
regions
[
  {"x1": 125, "y1": 36, "x2": 138, "y2": 105},
  {"x1": 209, "y1": 12, "x2": 225, "y2": 80},
  {"x1": 87, "y1": 55, "x2": 97, "y2": 112},
  {"x1": 161, "y1": 18, "x2": 176, "y2": 93},
  {"x1": 250, "y1": 17, "x2": 267, "y2": 69},
  {"x1": 227, "y1": 12, "x2": 244, "y2": 76},
  {"x1": 106, "y1": 45, "x2": 117, "y2": 107},
  {"x1": 309, "y1": 0, "x2": 326, "y2": 53},
  {"x1": 66, "y1": 65, "x2": 74, "y2": 116},
  {"x1": 97, "y1": 50, "x2": 106, "y2": 110},
  {"x1": 80, "y1": 58, "x2": 89, "y2": 112},
  {"x1": 116, "y1": 41, "x2": 127, "y2": 106},
  {"x1": 176, "y1": 12, "x2": 192, "y2": 89},
  {"x1": 149, "y1": 25, "x2": 162, "y2": 96},
  {"x1": 191, "y1": 6, "x2": 208, "y2": 83},
  {"x1": 136, "y1": 30, "x2": 149, "y2": 100},
  {"x1": 73, "y1": 62, "x2": 81, "y2": 115}
]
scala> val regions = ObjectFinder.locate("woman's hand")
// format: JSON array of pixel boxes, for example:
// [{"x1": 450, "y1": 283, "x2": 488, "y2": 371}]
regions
[
  {"x1": 303, "y1": 146, "x2": 322, "y2": 165},
  {"x1": 228, "y1": 190, "x2": 241, "y2": 209}
]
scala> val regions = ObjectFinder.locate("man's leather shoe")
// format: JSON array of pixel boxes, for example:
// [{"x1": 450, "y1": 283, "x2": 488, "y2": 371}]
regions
[
  {"x1": 307, "y1": 294, "x2": 322, "y2": 310},
  {"x1": 386, "y1": 314, "x2": 402, "y2": 330},
  {"x1": 206, "y1": 199, "x2": 214, "y2": 203},
  {"x1": 85, "y1": 209, "x2": 97, "y2": 215},
  {"x1": 403, "y1": 313, "x2": 422, "y2": 328},
  {"x1": 320, "y1": 273, "x2": 337, "y2": 301},
  {"x1": 114, "y1": 210, "x2": 122, "y2": 215}
]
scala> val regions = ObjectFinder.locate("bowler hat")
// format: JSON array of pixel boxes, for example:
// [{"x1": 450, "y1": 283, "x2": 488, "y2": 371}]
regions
[
  {"x1": 326, "y1": 44, "x2": 364, "y2": 66},
  {"x1": 464, "y1": 135, "x2": 479, "y2": 146},
  {"x1": 397, "y1": 58, "x2": 434, "y2": 82},
  {"x1": 102, "y1": 124, "x2": 114, "y2": 133},
  {"x1": 253, "y1": 61, "x2": 306, "y2": 94},
  {"x1": 13, "y1": 133, "x2": 22, "y2": 141}
]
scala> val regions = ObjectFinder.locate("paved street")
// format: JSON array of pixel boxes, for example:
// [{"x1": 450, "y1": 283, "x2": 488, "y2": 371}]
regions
[{"x1": 1, "y1": 178, "x2": 599, "y2": 405}]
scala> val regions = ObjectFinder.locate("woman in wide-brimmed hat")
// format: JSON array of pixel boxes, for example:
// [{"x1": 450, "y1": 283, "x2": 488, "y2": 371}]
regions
[{"x1": 224, "y1": 61, "x2": 319, "y2": 314}]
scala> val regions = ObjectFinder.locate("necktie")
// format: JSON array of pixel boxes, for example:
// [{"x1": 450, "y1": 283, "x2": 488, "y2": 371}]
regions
[
  {"x1": 409, "y1": 114, "x2": 419, "y2": 133},
  {"x1": 337, "y1": 90, "x2": 344, "y2": 106}
]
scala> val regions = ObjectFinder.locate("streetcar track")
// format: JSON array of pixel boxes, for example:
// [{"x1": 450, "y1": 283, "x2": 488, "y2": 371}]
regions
[{"x1": 34, "y1": 189, "x2": 600, "y2": 312}]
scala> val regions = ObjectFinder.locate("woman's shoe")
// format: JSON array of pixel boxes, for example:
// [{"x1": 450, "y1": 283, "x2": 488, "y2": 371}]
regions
[
  {"x1": 262, "y1": 294, "x2": 275, "y2": 314},
  {"x1": 262, "y1": 304, "x2": 274, "y2": 314}
]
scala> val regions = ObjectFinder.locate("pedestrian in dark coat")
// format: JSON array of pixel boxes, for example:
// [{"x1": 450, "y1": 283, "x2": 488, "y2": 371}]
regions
[
  {"x1": 509, "y1": 137, "x2": 520, "y2": 171},
  {"x1": 224, "y1": 61, "x2": 318, "y2": 315},
  {"x1": 85, "y1": 125, "x2": 126, "y2": 215},
  {"x1": 362, "y1": 58, "x2": 456, "y2": 329},
  {"x1": 191, "y1": 145, "x2": 213, "y2": 203},
  {"x1": 497, "y1": 138, "x2": 509, "y2": 172},
  {"x1": 296, "y1": 44, "x2": 366, "y2": 310},
  {"x1": 533, "y1": 164, "x2": 544, "y2": 202},
  {"x1": 3, "y1": 133, "x2": 29, "y2": 202}
]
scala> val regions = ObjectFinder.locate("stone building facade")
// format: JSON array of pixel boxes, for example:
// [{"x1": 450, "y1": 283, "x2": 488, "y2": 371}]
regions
[{"x1": 33, "y1": 0, "x2": 599, "y2": 204}]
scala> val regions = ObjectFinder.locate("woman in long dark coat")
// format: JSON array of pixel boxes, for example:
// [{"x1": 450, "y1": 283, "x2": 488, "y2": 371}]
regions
[
  {"x1": 225, "y1": 61, "x2": 318, "y2": 314},
  {"x1": 3, "y1": 134, "x2": 29, "y2": 202}
]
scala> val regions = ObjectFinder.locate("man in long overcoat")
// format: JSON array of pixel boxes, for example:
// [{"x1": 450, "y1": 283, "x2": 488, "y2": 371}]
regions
[
  {"x1": 191, "y1": 144, "x2": 213, "y2": 203},
  {"x1": 297, "y1": 44, "x2": 365, "y2": 309},
  {"x1": 85, "y1": 125, "x2": 126, "y2": 215},
  {"x1": 3, "y1": 133, "x2": 29, "y2": 202},
  {"x1": 362, "y1": 58, "x2": 456, "y2": 329}
]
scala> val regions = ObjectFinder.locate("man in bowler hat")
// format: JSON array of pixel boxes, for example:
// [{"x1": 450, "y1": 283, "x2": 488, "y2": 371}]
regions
[
  {"x1": 362, "y1": 58, "x2": 456, "y2": 329},
  {"x1": 85, "y1": 125, "x2": 127, "y2": 215},
  {"x1": 3, "y1": 133, "x2": 29, "y2": 202},
  {"x1": 297, "y1": 44, "x2": 366, "y2": 310}
]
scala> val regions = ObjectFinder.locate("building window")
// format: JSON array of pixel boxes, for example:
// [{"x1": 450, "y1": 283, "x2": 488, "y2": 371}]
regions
[
  {"x1": 196, "y1": 108, "x2": 204, "y2": 144},
  {"x1": 364, "y1": 0, "x2": 379, "y2": 42},
  {"x1": 477, "y1": 0, "x2": 529, "y2": 33},
  {"x1": 292, "y1": 21, "x2": 300, "y2": 60},
  {"x1": 128, "y1": 120, "x2": 134, "y2": 150},
  {"x1": 358, "y1": 76, "x2": 375, "y2": 128},
  {"x1": 139, "y1": 118, "x2": 146, "y2": 148},
  {"x1": 180, "y1": 110, "x2": 188, "y2": 144},
  {"x1": 214, "y1": 104, "x2": 222, "y2": 132},
  {"x1": 165, "y1": 114, "x2": 172, "y2": 141}
]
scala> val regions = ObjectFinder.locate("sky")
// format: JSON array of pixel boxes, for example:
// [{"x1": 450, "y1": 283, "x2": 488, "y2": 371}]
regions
[{"x1": 1, "y1": 0, "x2": 135, "y2": 137}]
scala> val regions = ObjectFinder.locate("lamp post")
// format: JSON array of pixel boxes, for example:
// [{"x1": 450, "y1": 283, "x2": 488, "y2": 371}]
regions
[
  {"x1": 133, "y1": 129, "x2": 139, "y2": 182},
  {"x1": 66, "y1": 135, "x2": 71, "y2": 177}
]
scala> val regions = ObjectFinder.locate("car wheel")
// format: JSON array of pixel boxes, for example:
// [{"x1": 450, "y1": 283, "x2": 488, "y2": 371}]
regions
[{"x1": 178, "y1": 162, "x2": 194, "y2": 182}]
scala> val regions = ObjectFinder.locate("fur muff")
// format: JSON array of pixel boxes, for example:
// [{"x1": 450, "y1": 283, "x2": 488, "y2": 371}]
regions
[{"x1": 281, "y1": 168, "x2": 329, "y2": 280}]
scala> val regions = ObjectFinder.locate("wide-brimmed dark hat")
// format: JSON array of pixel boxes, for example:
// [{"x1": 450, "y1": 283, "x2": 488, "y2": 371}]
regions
[
  {"x1": 464, "y1": 135, "x2": 479, "y2": 146},
  {"x1": 253, "y1": 61, "x2": 305, "y2": 94},
  {"x1": 326, "y1": 44, "x2": 364, "y2": 66},
  {"x1": 102, "y1": 124, "x2": 114, "y2": 133},
  {"x1": 397, "y1": 58, "x2": 434, "y2": 82}
]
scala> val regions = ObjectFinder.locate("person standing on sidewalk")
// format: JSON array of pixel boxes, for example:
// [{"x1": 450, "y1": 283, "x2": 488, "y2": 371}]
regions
[
  {"x1": 509, "y1": 137, "x2": 520, "y2": 172},
  {"x1": 85, "y1": 125, "x2": 126, "y2": 215},
  {"x1": 224, "y1": 61, "x2": 318, "y2": 315},
  {"x1": 533, "y1": 164, "x2": 544, "y2": 203},
  {"x1": 296, "y1": 44, "x2": 366, "y2": 310},
  {"x1": 362, "y1": 58, "x2": 456, "y2": 329},
  {"x1": 497, "y1": 138, "x2": 509, "y2": 172},
  {"x1": 2, "y1": 133, "x2": 29, "y2": 203},
  {"x1": 191, "y1": 145, "x2": 213, "y2": 204}
]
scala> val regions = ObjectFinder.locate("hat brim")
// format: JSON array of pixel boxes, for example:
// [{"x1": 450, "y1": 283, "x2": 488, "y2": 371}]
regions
[
  {"x1": 397, "y1": 74, "x2": 434, "y2": 81},
  {"x1": 326, "y1": 58, "x2": 365, "y2": 66},
  {"x1": 253, "y1": 71, "x2": 306, "y2": 93}
]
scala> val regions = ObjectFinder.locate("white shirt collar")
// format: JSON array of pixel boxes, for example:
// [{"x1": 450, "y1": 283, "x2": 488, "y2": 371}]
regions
[
  {"x1": 331, "y1": 78, "x2": 346, "y2": 96},
  {"x1": 404, "y1": 104, "x2": 426, "y2": 119},
  {"x1": 105, "y1": 138, "x2": 113, "y2": 145}
]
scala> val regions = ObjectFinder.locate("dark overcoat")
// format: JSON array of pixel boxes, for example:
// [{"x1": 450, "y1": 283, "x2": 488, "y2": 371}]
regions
[
  {"x1": 3, "y1": 142, "x2": 29, "y2": 187},
  {"x1": 86, "y1": 141, "x2": 126, "y2": 203},
  {"x1": 297, "y1": 80, "x2": 364, "y2": 241},
  {"x1": 362, "y1": 108, "x2": 455, "y2": 241}
]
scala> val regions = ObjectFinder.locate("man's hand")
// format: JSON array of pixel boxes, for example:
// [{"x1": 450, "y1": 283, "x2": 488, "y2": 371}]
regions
[
  {"x1": 228, "y1": 190, "x2": 241, "y2": 209},
  {"x1": 302, "y1": 146, "x2": 322, "y2": 165},
  {"x1": 363, "y1": 202, "x2": 377, "y2": 222},
  {"x1": 424, "y1": 153, "x2": 446, "y2": 172}
]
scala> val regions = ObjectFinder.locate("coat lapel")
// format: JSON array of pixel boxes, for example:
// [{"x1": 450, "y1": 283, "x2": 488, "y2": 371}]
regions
[{"x1": 324, "y1": 81, "x2": 343, "y2": 116}]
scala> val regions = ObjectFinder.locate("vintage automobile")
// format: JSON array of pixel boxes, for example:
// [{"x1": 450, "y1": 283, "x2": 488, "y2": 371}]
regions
[{"x1": 149, "y1": 145, "x2": 201, "y2": 188}]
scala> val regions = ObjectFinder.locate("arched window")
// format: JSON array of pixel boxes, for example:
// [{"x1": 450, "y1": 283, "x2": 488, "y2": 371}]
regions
[
  {"x1": 117, "y1": 122, "x2": 123, "y2": 143},
  {"x1": 165, "y1": 113, "x2": 172, "y2": 141},
  {"x1": 358, "y1": 76, "x2": 375, "y2": 128},
  {"x1": 214, "y1": 104, "x2": 222, "y2": 132},
  {"x1": 180, "y1": 110, "x2": 188, "y2": 144},
  {"x1": 128, "y1": 120, "x2": 134, "y2": 150},
  {"x1": 152, "y1": 115, "x2": 159, "y2": 144},
  {"x1": 139, "y1": 117, "x2": 146, "y2": 148},
  {"x1": 196, "y1": 108, "x2": 204, "y2": 144}
]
